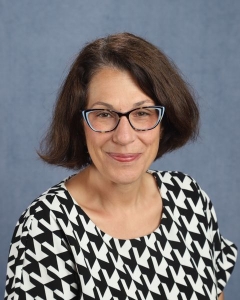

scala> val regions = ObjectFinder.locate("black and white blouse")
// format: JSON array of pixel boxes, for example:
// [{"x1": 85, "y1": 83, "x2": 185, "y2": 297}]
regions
[{"x1": 5, "y1": 171, "x2": 237, "y2": 300}]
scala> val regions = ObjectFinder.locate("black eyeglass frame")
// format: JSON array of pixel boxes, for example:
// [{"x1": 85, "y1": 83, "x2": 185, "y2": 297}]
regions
[{"x1": 81, "y1": 106, "x2": 165, "y2": 133}]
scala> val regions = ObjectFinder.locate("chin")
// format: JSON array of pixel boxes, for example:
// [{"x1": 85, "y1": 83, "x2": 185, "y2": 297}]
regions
[{"x1": 104, "y1": 167, "x2": 147, "y2": 185}]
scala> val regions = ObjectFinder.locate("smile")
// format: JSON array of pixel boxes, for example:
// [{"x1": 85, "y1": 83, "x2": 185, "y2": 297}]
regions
[{"x1": 107, "y1": 153, "x2": 141, "y2": 162}]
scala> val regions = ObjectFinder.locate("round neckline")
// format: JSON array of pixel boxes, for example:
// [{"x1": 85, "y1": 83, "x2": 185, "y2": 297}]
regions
[{"x1": 62, "y1": 170, "x2": 167, "y2": 243}]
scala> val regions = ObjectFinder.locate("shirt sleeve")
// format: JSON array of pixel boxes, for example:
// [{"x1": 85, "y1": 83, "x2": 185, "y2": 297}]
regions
[
  {"x1": 4, "y1": 201, "x2": 80, "y2": 300},
  {"x1": 199, "y1": 187, "x2": 238, "y2": 296}
]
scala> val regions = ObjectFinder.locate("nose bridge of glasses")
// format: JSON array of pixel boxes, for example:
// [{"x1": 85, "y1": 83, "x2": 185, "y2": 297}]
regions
[{"x1": 116, "y1": 110, "x2": 134, "y2": 127}]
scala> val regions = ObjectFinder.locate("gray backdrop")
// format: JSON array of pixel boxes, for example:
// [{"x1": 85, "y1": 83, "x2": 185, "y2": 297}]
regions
[{"x1": 1, "y1": 0, "x2": 239, "y2": 298}]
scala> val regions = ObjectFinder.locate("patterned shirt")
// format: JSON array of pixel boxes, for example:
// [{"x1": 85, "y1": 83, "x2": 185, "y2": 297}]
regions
[{"x1": 5, "y1": 171, "x2": 237, "y2": 300}]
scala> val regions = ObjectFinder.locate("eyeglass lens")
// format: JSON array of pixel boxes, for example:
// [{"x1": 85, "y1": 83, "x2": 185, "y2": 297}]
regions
[{"x1": 86, "y1": 107, "x2": 163, "y2": 132}]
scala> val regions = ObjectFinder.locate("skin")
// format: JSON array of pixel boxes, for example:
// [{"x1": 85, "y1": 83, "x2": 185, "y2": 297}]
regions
[
  {"x1": 66, "y1": 67, "x2": 163, "y2": 239},
  {"x1": 84, "y1": 68, "x2": 161, "y2": 186},
  {"x1": 66, "y1": 67, "x2": 225, "y2": 299},
  {"x1": 219, "y1": 292, "x2": 224, "y2": 300}
]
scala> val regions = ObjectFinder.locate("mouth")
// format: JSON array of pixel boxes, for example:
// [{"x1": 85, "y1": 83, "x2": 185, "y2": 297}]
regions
[{"x1": 107, "y1": 153, "x2": 141, "y2": 162}]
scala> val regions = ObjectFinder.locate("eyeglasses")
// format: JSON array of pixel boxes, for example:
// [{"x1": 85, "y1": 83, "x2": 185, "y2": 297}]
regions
[{"x1": 81, "y1": 106, "x2": 165, "y2": 133}]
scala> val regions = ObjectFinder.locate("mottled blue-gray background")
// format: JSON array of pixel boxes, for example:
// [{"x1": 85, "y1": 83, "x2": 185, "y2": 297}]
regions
[{"x1": 1, "y1": 0, "x2": 239, "y2": 298}]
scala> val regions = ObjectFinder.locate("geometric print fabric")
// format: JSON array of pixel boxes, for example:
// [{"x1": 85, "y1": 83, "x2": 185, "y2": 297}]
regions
[{"x1": 5, "y1": 170, "x2": 237, "y2": 299}]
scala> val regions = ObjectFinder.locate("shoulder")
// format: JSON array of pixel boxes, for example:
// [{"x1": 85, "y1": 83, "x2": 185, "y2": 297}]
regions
[
  {"x1": 15, "y1": 179, "x2": 74, "y2": 236},
  {"x1": 151, "y1": 170, "x2": 238, "y2": 293},
  {"x1": 9, "y1": 178, "x2": 78, "y2": 261},
  {"x1": 149, "y1": 170, "x2": 201, "y2": 193},
  {"x1": 149, "y1": 170, "x2": 209, "y2": 210},
  {"x1": 6, "y1": 179, "x2": 81, "y2": 299}
]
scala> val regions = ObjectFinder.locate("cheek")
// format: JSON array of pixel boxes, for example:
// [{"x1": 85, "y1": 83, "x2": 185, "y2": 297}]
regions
[
  {"x1": 84, "y1": 125, "x2": 96, "y2": 150},
  {"x1": 146, "y1": 128, "x2": 161, "y2": 155},
  {"x1": 84, "y1": 127, "x2": 111, "y2": 153},
  {"x1": 85, "y1": 132, "x2": 98, "y2": 151},
  {"x1": 144, "y1": 127, "x2": 161, "y2": 145}
]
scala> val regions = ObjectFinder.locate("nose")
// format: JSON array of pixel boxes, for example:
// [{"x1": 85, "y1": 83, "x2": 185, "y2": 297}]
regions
[{"x1": 112, "y1": 116, "x2": 135, "y2": 145}]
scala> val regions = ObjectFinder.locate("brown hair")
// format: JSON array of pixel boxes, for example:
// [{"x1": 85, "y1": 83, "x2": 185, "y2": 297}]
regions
[{"x1": 38, "y1": 32, "x2": 199, "y2": 169}]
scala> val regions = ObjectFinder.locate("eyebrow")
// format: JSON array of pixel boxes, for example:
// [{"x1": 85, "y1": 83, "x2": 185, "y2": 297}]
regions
[{"x1": 90, "y1": 100, "x2": 154, "y2": 109}]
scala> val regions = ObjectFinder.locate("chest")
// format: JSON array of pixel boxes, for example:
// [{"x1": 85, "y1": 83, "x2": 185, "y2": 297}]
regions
[
  {"x1": 68, "y1": 212, "x2": 217, "y2": 300},
  {"x1": 86, "y1": 202, "x2": 162, "y2": 240}
]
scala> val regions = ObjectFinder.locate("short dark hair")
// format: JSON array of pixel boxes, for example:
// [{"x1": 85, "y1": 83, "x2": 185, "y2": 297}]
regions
[{"x1": 38, "y1": 32, "x2": 199, "y2": 169}]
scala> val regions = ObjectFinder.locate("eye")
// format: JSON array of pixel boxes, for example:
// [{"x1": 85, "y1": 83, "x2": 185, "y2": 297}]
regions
[
  {"x1": 133, "y1": 109, "x2": 151, "y2": 117},
  {"x1": 96, "y1": 110, "x2": 115, "y2": 118},
  {"x1": 137, "y1": 111, "x2": 150, "y2": 116}
]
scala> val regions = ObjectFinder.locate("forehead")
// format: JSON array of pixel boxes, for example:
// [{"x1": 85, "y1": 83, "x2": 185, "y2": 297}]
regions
[{"x1": 87, "y1": 67, "x2": 154, "y2": 109}]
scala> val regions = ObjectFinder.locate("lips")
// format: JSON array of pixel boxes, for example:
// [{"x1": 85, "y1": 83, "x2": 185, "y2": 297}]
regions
[{"x1": 107, "y1": 153, "x2": 141, "y2": 162}]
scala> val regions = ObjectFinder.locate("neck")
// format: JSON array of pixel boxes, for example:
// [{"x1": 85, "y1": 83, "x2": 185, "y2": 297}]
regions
[{"x1": 84, "y1": 165, "x2": 150, "y2": 211}]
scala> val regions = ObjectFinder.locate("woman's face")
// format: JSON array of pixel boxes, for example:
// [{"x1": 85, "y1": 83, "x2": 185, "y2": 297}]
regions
[{"x1": 84, "y1": 67, "x2": 161, "y2": 185}]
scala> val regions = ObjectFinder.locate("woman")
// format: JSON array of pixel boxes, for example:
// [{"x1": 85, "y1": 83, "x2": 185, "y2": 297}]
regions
[{"x1": 5, "y1": 33, "x2": 237, "y2": 300}]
